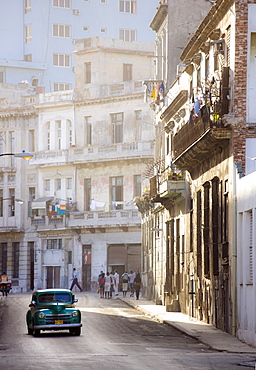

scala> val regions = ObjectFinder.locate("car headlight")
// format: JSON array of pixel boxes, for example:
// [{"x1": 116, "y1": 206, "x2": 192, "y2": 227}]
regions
[
  {"x1": 71, "y1": 311, "x2": 78, "y2": 318},
  {"x1": 38, "y1": 312, "x2": 45, "y2": 319}
]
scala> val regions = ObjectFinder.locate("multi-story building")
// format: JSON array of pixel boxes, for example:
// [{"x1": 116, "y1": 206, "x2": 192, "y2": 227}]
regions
[
  {"x1": 144, "y1": 0, "x2": 256, "y2": 340},
  {"x1": 0, "y1": 0, "x2": 158, "y2": 92},
  {"x1": 0, "y1": 37, "x2": 155, "y2": 292},
  {"x1": 139, "y1": 0, "x2": 212, "y2": 304}
]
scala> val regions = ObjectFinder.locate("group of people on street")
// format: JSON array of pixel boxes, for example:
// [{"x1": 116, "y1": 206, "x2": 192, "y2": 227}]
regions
[{"x1": 98, "y1": 269, "x2": 142, "y2": 300}]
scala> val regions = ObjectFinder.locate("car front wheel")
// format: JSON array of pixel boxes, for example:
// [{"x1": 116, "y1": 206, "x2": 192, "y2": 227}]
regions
[
  {"x1": 33, "y1": 328, "x2": 40, "y2": 337},
  {"x1": 70, "y1": 327, "x2": 81, "y2": 336},
  {"x1": 28, "y1": 326, "x2": 33, "y2": 335}
]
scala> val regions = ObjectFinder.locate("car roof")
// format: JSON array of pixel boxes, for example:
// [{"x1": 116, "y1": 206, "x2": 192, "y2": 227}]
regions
[{"x1": 34, "y1": 289, "x2": 72, "y2": 294}]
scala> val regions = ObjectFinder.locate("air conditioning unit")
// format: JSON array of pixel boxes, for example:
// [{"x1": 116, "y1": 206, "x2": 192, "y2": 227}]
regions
[{"x1": 73, "y1": 9, "x2": 80, "y2": 15}]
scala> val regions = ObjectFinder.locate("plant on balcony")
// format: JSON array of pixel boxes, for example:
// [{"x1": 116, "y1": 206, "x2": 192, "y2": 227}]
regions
[{"x1": 134, "y1": 190, "x2": 153, "y2": 214}]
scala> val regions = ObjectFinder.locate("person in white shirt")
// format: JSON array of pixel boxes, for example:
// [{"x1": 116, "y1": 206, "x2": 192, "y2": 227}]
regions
[
  {"x1": 70, "y1": 268, "x2": 83, "y2": 292},
  {"x1": 128, "y1": 270, "x2": 135, "y2": 297},
  {"x1": 104, "y1": 272, "x2": 111, "y2": 299},
  {"x1": 114, "y1": 270, "x2": 119, "y2": 296}
]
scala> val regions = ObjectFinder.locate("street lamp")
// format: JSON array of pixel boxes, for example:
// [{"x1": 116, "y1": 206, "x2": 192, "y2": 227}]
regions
[{"x1": 0, "y1": 150, "x2": 33, "y2": 160}]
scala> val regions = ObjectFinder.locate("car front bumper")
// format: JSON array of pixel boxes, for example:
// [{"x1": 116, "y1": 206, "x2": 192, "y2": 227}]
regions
[{"x1": 34, "y1": 323, "x2": 82, "y2": 330}]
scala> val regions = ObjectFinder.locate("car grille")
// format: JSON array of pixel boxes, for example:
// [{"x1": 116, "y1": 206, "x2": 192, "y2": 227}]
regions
[{"x1": 45, "y1": 314, "x2": 72, "y2": 324}]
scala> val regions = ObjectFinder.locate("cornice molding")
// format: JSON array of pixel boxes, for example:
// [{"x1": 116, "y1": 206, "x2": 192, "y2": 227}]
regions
[
  {"x1": 180, "y1": 0, "x2": 234, "y2": 62},
  {"x1": 150, "y1": 3, "x2": 168, "y2": 32}
]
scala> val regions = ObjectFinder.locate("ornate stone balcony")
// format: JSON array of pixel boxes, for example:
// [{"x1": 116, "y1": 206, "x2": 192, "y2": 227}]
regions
[{"x1": 150, "y1": 170, "x2": 186, "y2": 206}]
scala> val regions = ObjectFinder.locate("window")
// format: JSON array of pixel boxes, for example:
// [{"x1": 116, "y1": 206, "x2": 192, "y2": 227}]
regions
[
  {"x1": 53, "y1": 0, "x2": 70, "y2": 8},
  {"x1": 56, "y1": 179, "x2": 61, "y2": 191},
  {"x1": 100, "y1": 28, "x2": 107, "y2": 33},
  {"x1": 56, "y1": 120, "x2": 61, "y2": 149},
  {"x1": 84, "y1": 62, "x2": 91, "y2": 84},
  {"x1": 119, "y1": 0, "x2": 136, "y2": 14},
  {"x1": 25, "y1": 25, "x2": 32, "y2": 43},
  {"x1": 13, "y1": 242, "x2": 19, "y2": 278},
  {"x1": 67, "y1": 119, "x2": 73, "y2": 147},
  {"x1": 45, "y1": 180, "x2": 50, "y2": 192},
  {"x1": 24, "y1": 54, "x2": 32, "y2": 62},
  {"x1": 0, "y1": 132, "x2": 4, "y2": 153},
  {"x1": 73, "y1": 9, "x2": 80, "y2": 15},
  {"x1": 123, "y1": 64, "x2": 132, "y2": 81},
  {"x1": 1, "y1": 243, "x2": 7, "y2": 274},
  {"x1": 134, "y1": 175, "x2": 141, "y2": 197},
  {"x1": 84, "y1": 178, "x2": 91, "y2": 211},
  {"x1": 0, "y1": 189, "x2": 3, "y2": 217},
  {"x1": 85, "y1": 116, "x2": 92, "y2": 145},
  {"x1": 111, "y1": 113, "x2": 123, "y2": 143},
  {"x1": 135, "y1": 110, "x2": 142, "y2": 141},
  {"x1": 53, "y1": 53, "x2": 70, "y2": 67},
  {"x1": 119, "y1": 29, "x2": 136, "y2": 42},
  {"x1": 24, "y1": 0, "x2": 31, "y2": 13},
  {"x1": 46, "y1": 239, "x2": 62, "y2": 249},
  {"x1": 110, "y1": 176, "x2": 123, "y2": 210},
  {"x1": 101, "y1": 0, "x2": 106, "y2": 3},
  {"x1": 67, "y1": 178, "x2": 72, "y2": 189},
  {"x1": 83, "y1": 26, "x2": 89, "y2": 32},
  {"x1": 53, "y1": 83, "x2": 71, "y2": 91},
  {"x1": 29, "y1": 187, "x2": 35, "y2": 202},
  {"x1": 46, "y1": 121, "x2": 50, "y2": 150},
  {"x1": 29, "y1": 130, "x2": 35, "y2": 152},
  {"x1": 9, "y1": 188, "x2": 15, "y2": 217},
  {"x1": 0, "y1": 71, "x2": 5, "y2": 83},
  {"x1": 53, "y1": 24, "x2": 71, "y2": 38}
]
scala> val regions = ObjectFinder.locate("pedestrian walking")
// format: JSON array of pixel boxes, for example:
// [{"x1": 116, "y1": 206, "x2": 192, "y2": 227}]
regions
[
  {"x1": 104, "y1": 272, "x2": 111, "y2": 299},
  {"x1": 98, "y1": 271, "x2": 105, "y2": 298},
  {"x1": 128, "y1": 270, "x2": 135, "y2": 297},
  {"x1": 114, "y1": 270, "x2": 119, "y2": 296},
  {"x1": 121, "y1": 271, "x2": 129, "y2": 297},
  {"x1": 134, "y1": 271, "x2": 142, "y2": 300},
  {"x1": 0, "y1": 271, "x2": 8, "y2": 297},
  {"x1": 70, "y1": 268, "x2": 83, "y2": 292},
  {"x1": 109, "y1": 271, "x2": 115, "y2": 298}
]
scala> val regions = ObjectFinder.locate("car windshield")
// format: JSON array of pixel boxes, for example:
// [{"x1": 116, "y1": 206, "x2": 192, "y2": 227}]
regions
[{"x1": 38, "y1": 293, "x2": 71, "y2": 303}]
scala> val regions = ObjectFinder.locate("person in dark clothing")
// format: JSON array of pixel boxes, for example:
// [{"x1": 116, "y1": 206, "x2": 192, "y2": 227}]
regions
[
  {"x1": 134, "y1": 271, "x2": 142, "y2": 300},
  {"x1": 70, "y1": 268, "x2": 83, "y2": 292}
]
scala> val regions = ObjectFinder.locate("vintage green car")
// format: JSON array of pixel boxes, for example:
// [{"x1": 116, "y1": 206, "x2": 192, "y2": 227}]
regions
[{"x1": 26, "y1": 289, "x2": 82, "y2": 336}]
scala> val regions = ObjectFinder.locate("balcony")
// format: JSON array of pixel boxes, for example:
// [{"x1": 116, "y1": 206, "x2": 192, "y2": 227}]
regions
[
  {"x1": 29, "y1": 210, "x2": 141, "y2": 232},
  {"x1": 173, "y1": 107, "x2": 231, "y2": 172},
  {"x1": 32, "y1": 141, "x2": 153, "y2": 166},
  {"x1": 150, "y1": 170, "x2": 186, "y2": 206}
]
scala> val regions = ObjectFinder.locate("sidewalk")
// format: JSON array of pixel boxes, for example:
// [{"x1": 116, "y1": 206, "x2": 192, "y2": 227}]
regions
[{"x1": 119, "y1": 295, "x2": 256, "y2": 354}]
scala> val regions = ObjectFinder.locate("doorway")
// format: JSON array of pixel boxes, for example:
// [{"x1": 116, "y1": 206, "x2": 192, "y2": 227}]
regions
[
  {"x1": 46, "y1": 266, "x2": 60, "y2": 288},
  {"x1": 82, "y1": 245, "x2": 91, "y2": 291}
]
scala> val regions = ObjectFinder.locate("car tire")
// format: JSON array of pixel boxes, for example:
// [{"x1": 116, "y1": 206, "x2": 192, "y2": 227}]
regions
[
  {"x1": 74, "y1": 327, "x2": 81, "y2": 336},
  {"x1": 28, "y1": 326, "x2": 33, "y2": 335},
  {"x1": 33, "y1": 328, "x2": 40, "y2": 337}
]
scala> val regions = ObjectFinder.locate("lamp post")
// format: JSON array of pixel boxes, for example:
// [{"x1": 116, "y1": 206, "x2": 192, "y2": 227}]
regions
[{"x1": 0, "y1": 150, "x2": 33, "y2": 160}]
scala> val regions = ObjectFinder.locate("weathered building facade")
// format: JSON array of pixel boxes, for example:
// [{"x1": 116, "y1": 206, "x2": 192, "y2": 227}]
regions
[
  {"x1": 0, "y1": 38, "x2": 155, "y2": 292},
  {"x1": 142, "y1": 0, "x2": 256, "y2": 338}
]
